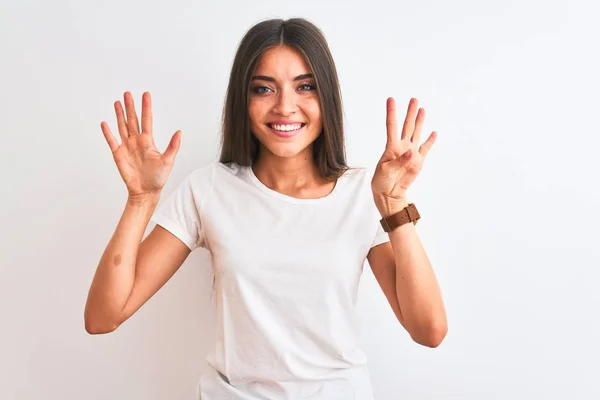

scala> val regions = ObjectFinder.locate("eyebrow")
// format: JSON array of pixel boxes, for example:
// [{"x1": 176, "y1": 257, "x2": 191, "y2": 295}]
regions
[{"x1": 251, "y1": 73, "x2": 314, "y2": 82}]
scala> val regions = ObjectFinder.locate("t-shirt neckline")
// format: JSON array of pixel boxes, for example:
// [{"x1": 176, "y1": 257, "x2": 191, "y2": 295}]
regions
[{"x1": 244, "y1": 164, "x2": 346, "y2": 205}]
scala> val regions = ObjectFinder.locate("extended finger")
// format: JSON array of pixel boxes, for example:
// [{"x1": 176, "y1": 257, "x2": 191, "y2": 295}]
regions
[
  {"x1": 401, "y1": 98, "x2": 418, "y2": 141},
  {"x1": 101, "y1": 121, "x2": 119, "y2": 153},
  {"x1": 124, "y1": 91, "x2": 140, "y2": 135},
  {"x1": 419, "y1": 131, "x2": 437, "y2": 157},
  {"x1": 114, "y1": 101, "x2": 129, "y2": 141},
  {"x1": 413, "y1": 107, "x2": 425, "y2": 144},
  {"x1": 141, "y1": 91, "x2": 153, "y2": 135},
  {"x1": 386, "y1": 97, "x2": 397, "y2": 146},
  {"x1": 162, "y1": 130, "x2": 182, "y2": 165}
]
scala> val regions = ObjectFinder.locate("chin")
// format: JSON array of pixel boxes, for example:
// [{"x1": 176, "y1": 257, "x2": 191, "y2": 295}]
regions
[{"x1": 263, "y1": 143, "x2": 309, "y2": 159}]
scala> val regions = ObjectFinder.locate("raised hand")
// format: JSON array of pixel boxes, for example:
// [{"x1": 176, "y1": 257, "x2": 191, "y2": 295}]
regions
[
  {"x1": 100, "y1": 91, "x2": 182, "y2": 200},
  {"x1": 371, "y1": 97, "x2": 437, "y2": 216}
]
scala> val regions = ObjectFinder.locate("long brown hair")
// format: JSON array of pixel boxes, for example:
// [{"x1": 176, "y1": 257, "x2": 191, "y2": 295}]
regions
[{"x1": 218, "y1": 18, "x2": 350, "y2": 181}]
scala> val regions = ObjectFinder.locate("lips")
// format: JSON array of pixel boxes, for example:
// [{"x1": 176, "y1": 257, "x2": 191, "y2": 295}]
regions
[
  {"x1": 268, "y1": 120, "x2": 305, "y2": 125},
  {"x1": 267, "y1": 123, "x2": 305, "y2": 138}
]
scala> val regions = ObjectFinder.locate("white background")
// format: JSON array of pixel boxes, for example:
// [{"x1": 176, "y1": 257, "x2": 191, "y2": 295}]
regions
[{"x1": 1, "y1": 0, "x2": 599, "y2": 399}]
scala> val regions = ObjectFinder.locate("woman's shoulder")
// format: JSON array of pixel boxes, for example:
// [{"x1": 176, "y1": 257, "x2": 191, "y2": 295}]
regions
[
  {"x1": 344, "y1": 165, "x2": 369, "y2": 176},
  {"x1": 186, "y1": 159, "x2": 242, "y2": 177},
  {"x1": 341, "y1": 165, "x2": 375, "y2": 184},
  {"x1": 185, "y1": 160, "x2": 249, "y2": 188},
  {"x1": 185, "y1": 160, "x2": 216, "y2": 181}
]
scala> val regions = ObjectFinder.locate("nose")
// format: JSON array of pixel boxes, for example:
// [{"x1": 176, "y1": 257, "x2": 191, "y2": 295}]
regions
[{"x1": 272, "y1": 87, "x2": 297, "y2": 116}]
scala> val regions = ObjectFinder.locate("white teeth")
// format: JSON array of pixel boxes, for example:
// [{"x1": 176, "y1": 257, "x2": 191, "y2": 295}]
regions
[{"x1": 271, "y1": 124, "x2": 303, "y2": 132}]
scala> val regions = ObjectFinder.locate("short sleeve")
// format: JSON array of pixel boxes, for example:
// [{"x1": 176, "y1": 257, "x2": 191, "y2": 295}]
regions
[
  {"x1": 370, "y1": 220, "x2": 390, "y2": 248},
  {"x1": 150, "y1": 164, "x2": 214, "y2": 251}
]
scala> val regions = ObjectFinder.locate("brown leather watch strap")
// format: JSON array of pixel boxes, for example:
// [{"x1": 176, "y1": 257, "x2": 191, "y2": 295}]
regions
[{"x1": 380, "y1": 203, "x2": 420, "y2": 232}]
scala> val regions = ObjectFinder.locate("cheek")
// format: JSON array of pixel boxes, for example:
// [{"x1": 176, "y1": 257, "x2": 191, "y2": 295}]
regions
[
  {"x1": 297, "y1": 97, "x2": 320, "y2": 122},
  {"x1": 248, "y1": 101, "x2": 264, "y2": 125},
  {"x1": 307, "y1": 104, "x2": 322, "y2": 126}
]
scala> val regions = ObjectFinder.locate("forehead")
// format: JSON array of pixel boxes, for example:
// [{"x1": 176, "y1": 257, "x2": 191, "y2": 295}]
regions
[{"x1": 254, "y1": 45, "x2": 312, "y2": 78}]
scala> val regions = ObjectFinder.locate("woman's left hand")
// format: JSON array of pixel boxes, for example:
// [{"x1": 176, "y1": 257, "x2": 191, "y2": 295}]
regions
[{"x1": 371, "y1": 97, "x2": 437, "y2": 217}]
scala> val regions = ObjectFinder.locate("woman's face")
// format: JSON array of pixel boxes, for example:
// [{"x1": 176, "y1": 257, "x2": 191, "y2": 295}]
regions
[{"x1": 248, "y1": 45, "x2": 322, "y2": 161}]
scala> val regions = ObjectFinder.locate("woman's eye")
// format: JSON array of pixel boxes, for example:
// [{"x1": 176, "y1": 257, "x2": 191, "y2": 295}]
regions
[
  {"x1": 252, "y1": 86, "x2": 272, "y2": 94},
  {"x1": 251, "y1": 84, "x2": 315, "y2": 94},
  {"x1": 298, "y1": 84, "x2": 316, "y2": 91}
]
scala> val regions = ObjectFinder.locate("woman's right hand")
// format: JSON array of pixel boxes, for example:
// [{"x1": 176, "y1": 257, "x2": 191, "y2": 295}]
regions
[{"x1": 101, "y1": 91, "x2": 182, "y2": 200}]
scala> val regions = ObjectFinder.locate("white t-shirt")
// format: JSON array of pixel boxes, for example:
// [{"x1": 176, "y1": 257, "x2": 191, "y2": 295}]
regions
[{"x1": 150, "y1": 161, "x2": 390, "y2": 400}]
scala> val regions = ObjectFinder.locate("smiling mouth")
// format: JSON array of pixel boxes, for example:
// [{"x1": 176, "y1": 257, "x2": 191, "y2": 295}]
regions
[
  {"x1": 266, "y1": 123, "x2": 306, "y2": 132},
  {"x1": 266, "y1": 123, "x2": 306, "y2": 138}
]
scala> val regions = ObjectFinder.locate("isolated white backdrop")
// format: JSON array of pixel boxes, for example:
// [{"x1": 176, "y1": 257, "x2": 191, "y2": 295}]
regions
[{"x1": 1, "y1": 0, "x2": 599, "y2": 399}]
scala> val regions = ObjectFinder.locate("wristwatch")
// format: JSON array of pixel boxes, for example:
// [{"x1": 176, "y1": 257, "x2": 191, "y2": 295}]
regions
[{"x1": 380, "y1": 203, "x2": 420, "y2": 232}]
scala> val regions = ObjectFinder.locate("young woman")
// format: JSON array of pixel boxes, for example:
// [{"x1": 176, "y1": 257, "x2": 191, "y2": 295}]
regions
[{"x1": 85, "y1": 17, "x2": 447, "y2": 400}]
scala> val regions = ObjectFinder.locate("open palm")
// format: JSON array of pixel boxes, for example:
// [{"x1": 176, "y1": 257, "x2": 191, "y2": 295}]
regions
[{"x1": 100, "y1": 91, "x2": 182, "y2": 198}]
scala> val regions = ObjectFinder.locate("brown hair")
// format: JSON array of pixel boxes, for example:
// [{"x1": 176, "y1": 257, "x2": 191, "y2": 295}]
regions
[{"x1": 218, "y1": 18, "x2": 350, "y2": 181}]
